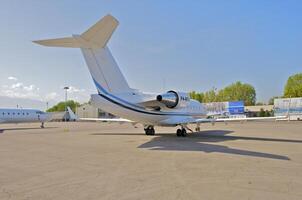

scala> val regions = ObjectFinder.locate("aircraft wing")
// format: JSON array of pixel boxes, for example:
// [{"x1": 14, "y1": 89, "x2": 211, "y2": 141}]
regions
[
  {"x1": 161, "y1": 115, "x2": 287, "y2": 126},
  {"x1": 194, "y1": 116, "x2": 287, "y2": 124},
  {"x1": 79, "y1": 117, "x2": 134, "y2": 123},
  {"x1": 213, "y1": 116, "x2": 287, "y2": 122}
]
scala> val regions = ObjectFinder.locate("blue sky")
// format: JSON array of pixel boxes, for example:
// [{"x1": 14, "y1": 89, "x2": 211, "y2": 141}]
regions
[{"x1": 0, "y1": 0, "x2": 301, "y2": 107}]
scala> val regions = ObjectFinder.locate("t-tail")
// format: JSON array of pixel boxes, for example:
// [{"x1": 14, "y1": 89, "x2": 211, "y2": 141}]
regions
[
  {"x1": 33, "y1": 14, "x2": 132, "y2": 94},
  {"x1": 67, "y1": 107, "x2": 78, "y2": 121}
]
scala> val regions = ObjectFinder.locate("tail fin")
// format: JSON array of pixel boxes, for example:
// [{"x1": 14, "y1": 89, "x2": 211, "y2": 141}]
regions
[
  {"x1": 33, "y1": 14, "x2": 132, "y2": 93},
  {"x1": 67, "y1": 107, "x2": 78, "y2": 121}
]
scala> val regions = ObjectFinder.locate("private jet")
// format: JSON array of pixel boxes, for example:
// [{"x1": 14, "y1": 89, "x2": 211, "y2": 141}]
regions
[
  {"x1": 34, "y1": 14, "x2": 284, "y2": 136},
  {"x1": 0, "y1": 108, "x2": 51, "y2": 128}
]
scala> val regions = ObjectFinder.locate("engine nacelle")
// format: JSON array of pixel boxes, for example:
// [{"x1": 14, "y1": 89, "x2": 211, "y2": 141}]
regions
[{"x1": 156, "y1": 90, "x2": 190, "y2": 108}]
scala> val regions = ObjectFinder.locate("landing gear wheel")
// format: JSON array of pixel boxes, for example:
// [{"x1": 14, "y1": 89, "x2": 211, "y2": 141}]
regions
[
  {"x1": 40, "y1": 123, "x2": 45, "y2": 129},
  {"x1": 176, "y1": 129, "x2": 182, "y2": 137},
  {"x1": 144, "y1": 126, "x2": 155, "y2": 136},
  {"x1": 176, "y1": 128, "x2": 187, "y2": 137},
  {"x1": 181, "y1": 128, "x2": 187, "y2": 137},
  {"x1": 195, "y1": 127, "x2": 200, "y2": 132}
]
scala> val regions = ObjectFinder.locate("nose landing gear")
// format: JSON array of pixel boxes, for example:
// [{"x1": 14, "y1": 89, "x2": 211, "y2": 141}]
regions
[{"x1": 144, "y1": 126, "x2": 155, "y2": 135}]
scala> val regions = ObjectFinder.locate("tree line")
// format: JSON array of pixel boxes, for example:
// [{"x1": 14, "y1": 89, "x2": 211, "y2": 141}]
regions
[
  {"x1": 190, "y1": 81, "x2": 256, "y2": 106},
  {"x1": 47, "y1": 73, "x2": 302, "y2": 112},
  {"x1": 190, "y1": 73, "x2": 302, "y2": 106},
  {"x1": 47, "y1": 100, "x2": 80, "y2": 112}
]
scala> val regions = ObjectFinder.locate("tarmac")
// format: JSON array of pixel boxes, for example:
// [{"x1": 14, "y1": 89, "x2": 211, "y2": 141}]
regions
[{"x1": 0, "y1": 121, "x2": 301, "y2": 200}]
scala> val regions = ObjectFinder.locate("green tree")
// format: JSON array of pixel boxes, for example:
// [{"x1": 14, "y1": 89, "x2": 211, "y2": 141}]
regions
[
  {"x1": 284, "y1": 73, "x2": 302, "y2": 98},
  {"x1": 189, "y1": 91, "x2": 205, "y2": 102},
  {"x1": 268, "y1": 96, "x2": 279, "y2": 105},
  {"x1": 189, "y1": 91, "x2": 197, "y2": 100},
  {"x1": 190, "y1": 81, "x2": 256, "y2": 105},
  {"x1": 265, "y1": 110, "x2": 271, "y2": 117},
  {"x1": 47, "y1": 100, "x2": 80, "y2": 112},
  {"x1": 196, "y1": 92, "x2": 205, "y2": 103},
  {"x1": 203, "y1": 89, "x2": 218, "y2": 103},
  {"x1": 218, "y1": 81, "x2": 256, "y2": 105},
  {"x1": 259, "y1": 108, "x2": 265, "y2": 117}
]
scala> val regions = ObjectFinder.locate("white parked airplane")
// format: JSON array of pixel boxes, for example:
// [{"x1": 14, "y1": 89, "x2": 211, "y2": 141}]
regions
[
  {"x1": 0, "y1": 108, "x2": 52, "y2": 128},
  {"x1": 34, "y1": 14, "x2": 285, "y2": 136}
]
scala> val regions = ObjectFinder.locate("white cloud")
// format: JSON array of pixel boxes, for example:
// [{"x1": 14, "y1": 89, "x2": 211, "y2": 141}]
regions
[
  {"x1": 8, "y1": 76, "x2": 18, "y2": 81},
  {"x1": 11, "y1": 82, "x2": 23, "y2": 89},
  {"x1": 1, "y1": 78, "x2": 91, "y2": 104},
  {"x1": 65, "y1": 86, "x2": 90, "y2": 102},
  {"x1": 68, "y1": 86, "x2": 86, "y2": 93},
  {"x1": 1, "y1": 81, "x2": 41, "y2": 100},
  {"x1": 24, "y1": 84, "x2": 39, "y2": 92},
  {"x1": 45, "y1": 92, "x2": 58, "y2": 101}
]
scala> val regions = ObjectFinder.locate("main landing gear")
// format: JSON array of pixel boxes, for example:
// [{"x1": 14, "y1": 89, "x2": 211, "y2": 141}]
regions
[
  {"x1": 176, "y1": 128, "x2": 187, "y2": 137},
  {"x1": 144, "y1": 126, "x2": 155, "y2": 135},
  {"x1": 40, "y1": 122, "x2": 45, "y2": 129}
]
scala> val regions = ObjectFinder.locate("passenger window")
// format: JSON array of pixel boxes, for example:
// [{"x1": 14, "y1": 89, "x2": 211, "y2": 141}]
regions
[
  {"x1": 13, "y1": 112, "x2": 15, "y2": 115},
  {"x1": 18, "y1": 113, "x2": 20, "y2": 115},
  {"x1": 27, "y1": 113, "x2": 29, "y2": 115}
]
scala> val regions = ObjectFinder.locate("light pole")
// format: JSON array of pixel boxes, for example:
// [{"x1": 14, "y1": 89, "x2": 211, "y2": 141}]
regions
[{"x1": 64, "y1": 86, "x2": 69, "y2": 122}]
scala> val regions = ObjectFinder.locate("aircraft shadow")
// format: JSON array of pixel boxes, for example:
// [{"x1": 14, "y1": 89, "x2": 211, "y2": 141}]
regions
[
  {"x1": 92, "y1": 130, "x2": 297, "y2": 161},
  {"x1": 137, "y1": 130, "x2": 292, "y2": 160}
]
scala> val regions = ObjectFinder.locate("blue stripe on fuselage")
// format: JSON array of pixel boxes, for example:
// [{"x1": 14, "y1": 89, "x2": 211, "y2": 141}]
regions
[{"x1": 92, "y1": 78, "x2": 192, "y2": 116}]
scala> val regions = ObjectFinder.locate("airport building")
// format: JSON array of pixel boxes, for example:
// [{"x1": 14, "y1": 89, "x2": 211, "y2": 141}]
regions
[
  {"x1": 274, "y1": 97, "x2": 302, "y2": 120},
  {"x1": 76, "y1": 103, "x2": 113, "y2": 118},
  {"x1": 203, "y1": 101, "x2": 275, "y2": 118},
  {"x1": 202, "y1": 101, "x2": 245, "y2": 117},
  {"x1": 245, "y1": 105, "x2": 274, "y2": 117}
]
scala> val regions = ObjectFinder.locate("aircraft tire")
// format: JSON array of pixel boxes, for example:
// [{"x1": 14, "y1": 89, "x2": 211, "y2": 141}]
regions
[
  {"x1": 176, "y1": 129, "x2": 182, "y2": 137},
  {"x1": 181, "y1": 128, "x2": 187, "y2": 137},
  {"x1": 145, "y1": 127, "x2": 155, "y2": 136}
]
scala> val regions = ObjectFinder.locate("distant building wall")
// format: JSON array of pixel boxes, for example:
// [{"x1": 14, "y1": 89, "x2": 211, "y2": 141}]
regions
[
  {"x1": 245, "y1": 105, "x2": 274, "y2": 117},
  {"x1": 245, "y1": 105, "x2": 274, "y2": 112},
  {"x1": 49, "y1": 112, "x2": 65, "y2": 121},
  {"x1": 76, "y1": 104, "x2": 114, "y2": 118},
  {"x1": 76, "y1": 104, "x2": 98, "y2": 118}
]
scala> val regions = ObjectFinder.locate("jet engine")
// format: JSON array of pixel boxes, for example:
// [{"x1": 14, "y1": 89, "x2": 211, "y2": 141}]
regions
[{"x1": 156, "y1": 90, "x2": 190, "y2": 108}]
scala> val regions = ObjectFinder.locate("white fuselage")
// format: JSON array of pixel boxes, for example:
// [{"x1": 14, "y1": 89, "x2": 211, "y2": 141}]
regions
[
  {"x1": 0, "y1": 109, "x2": 51, "y2": 124},
  {"x1": 91, "y1": 90, "x2": 207, "y2": 126}
]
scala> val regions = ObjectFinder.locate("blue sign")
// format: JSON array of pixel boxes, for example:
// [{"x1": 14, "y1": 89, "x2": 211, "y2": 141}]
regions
[{"x1": 228, "y1": 101, "x2": 244, "y2": 114}]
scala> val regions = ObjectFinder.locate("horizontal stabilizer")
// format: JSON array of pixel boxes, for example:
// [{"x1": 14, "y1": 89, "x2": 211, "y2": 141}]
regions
[
  {"x1": 33, "y1": 14, "x2": 119, "y2": 49},
  {"x1": 33, "y1": 37, "x2": 80, "y2": 48}
]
